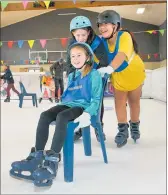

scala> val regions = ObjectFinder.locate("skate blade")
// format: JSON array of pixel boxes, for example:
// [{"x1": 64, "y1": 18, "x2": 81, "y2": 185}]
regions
[
  {"x1": 116, "y1": 140, "x2": 127, "y2": 148},
  {"x1": 34, "y1": 179, "x2": 53, "y2": 187},
  {"x1": 10, "y1": 169, "x2": 34, "y2": 182}
]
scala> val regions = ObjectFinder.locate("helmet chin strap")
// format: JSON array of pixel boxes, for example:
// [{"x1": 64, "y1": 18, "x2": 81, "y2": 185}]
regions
[
  {"x1": 75, "y1": 58, "x2": 90, "y2": 70},
  {"x1": 106, "y1": 26, "x2": 117, "y2": 40}
]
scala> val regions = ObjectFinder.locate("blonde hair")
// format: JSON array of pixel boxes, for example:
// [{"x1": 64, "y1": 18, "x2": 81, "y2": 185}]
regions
[{"x1": 70, "y1": 46, "x2": 92, "y2": 77}]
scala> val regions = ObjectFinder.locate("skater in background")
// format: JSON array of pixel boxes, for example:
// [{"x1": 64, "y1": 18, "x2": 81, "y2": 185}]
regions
[
  {"x1": 10, "y1": 43, "x2": 103, "y2": 187},
  {"x1": 67, "y1": 15, "x2": 109, "y2": 142},
  {"x1": 0, "y1": 64, "x2": 20, "y2": 102},
  {"x1": 97, "y1": 10, "x2": 146, "y2": 147},
  {"x1": 50, "y1": 58, "x2": 66, "y2": 103},
  {"x1": 39, "y1": 72, "x2": 53, "y2": 103}
]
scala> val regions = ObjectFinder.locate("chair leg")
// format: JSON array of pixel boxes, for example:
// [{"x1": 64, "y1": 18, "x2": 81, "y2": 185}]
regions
[
  {"x1": 96, "y1": 123, "x2": 108, "y2": 164},
  {"x1": 19, "y1": 95, "x2": 23, "y2": 108},
  {"x1": 32, "y1": 96, "x2": 35, "y2": 106},
  {"x1": 82, "y1": 126, "x2": 92, "y2": 156},
  {"x1": 63, "y1": 123, "x2": 75, "y2": 182},
  {"x1": 34, "y1": 94, "x2": 38, "y2": 107}
]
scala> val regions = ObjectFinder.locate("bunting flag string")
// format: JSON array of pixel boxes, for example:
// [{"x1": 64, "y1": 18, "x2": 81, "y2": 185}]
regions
[{"x1": 0, "y1": 29, "x2": 166, "y2": 49}]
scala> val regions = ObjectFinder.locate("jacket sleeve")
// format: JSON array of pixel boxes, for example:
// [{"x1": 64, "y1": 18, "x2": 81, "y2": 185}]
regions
[
  {"x1": 50, "y1": 63, "x2": 55, "y2": 76},
  {"x1": 2, "y1": 70, "x2": 12, "y2": 80},
  {"x1": 84, "y1": 71, "x2": 103, "y2": 116},
  {"x1": 94, "y1": 42, "x2": 109, "y2": 69},
  {"x1": 66, "y1": 38, "x2": 76, "y2": 75}
]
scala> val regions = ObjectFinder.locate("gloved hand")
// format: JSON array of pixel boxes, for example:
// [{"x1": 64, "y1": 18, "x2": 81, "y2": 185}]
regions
[
  {"x1": 98, "y1": 66, "x2": 114, "y2": 77},
  {"x1": 74, "y1": 112, "x2": 91, "y2": 132}
]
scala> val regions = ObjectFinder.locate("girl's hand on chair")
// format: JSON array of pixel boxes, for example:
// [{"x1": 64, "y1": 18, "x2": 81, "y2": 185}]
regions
[{"x1": 74, "y1": 112, "x2": 91, "y2": 132}]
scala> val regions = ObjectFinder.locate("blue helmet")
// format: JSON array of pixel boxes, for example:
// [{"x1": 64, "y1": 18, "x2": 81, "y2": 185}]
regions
[
  {"x1": 70, "y1": 16, "x2": 92, "y2": 32},
  {"x1": 68, "y1": 42, "x2": 94, "y2": 67}
]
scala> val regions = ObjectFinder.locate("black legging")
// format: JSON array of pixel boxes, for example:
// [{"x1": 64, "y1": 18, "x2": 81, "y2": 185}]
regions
[
  {"x1": 35, "y1": 105, "x2": 83, "y2": 153},
  {"x1": 54, "y1": 78, "x2": 64, "y2": 99}
]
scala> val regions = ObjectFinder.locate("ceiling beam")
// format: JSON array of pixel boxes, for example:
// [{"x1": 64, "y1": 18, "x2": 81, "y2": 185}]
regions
[{"x1": 1, "y1": 1, "x2": 166, "y2": 11}]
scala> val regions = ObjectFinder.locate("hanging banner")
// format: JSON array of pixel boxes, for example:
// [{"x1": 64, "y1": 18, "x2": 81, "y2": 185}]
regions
[
  {"x1": 1, "y1": 60, "x2": 4, "y2": 64},
  {"x1": 0, "y1": 42, "x2": 3, "y2": 47},
  {"x1": 154, "y1": 53, "x2": 158, "y2": 59},
  {"x1": 1, "y1": 1, "x2": 8, "y2": 11},
  {"x1": 8, "y1": 41, "x2": 14, "y2": 49},
  {"x1": 31, "y1": 60, "x2": 35, "y2": 64},
  {"x1": 146, "y1": 30, "x2": 154, "y2": 34},
  {"x1": 25, "y1": 60, "x2": 29, "y2": 64},
  {"x1": 60, "y1": 38, "x2": 68, "y2": 48},
  {"x1": 18, "y1": 40, "x2": 24, "y2": 48},
  {"x1": 40, "y1": 39, "x2": 47, "y2": 48},
  {"x1": 159, "y1": 30, "x2": 165, "y2": 36},
  {"x1": 22, "y1": 0, "x2": 28, "y2": 9},
  {"x1": 44, "y1": 1, "x2": 50, "y2": 9},
  {"x1": 28, "y1": 40, "x2": 35, "y2": 49},
  {"x1": 152, "y1": 30, "x2": 157, "y2": 34},
  {"x1": 147, "y1": 54, "x2": 150, "y2": 59}
]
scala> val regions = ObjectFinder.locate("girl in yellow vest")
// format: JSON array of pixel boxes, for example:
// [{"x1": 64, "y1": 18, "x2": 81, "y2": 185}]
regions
[
  {"x1": 97, "y1": 10, "x2": 146, "y2": 147},
  {"x1": 39, "y1": 72, "x2": 53, "y2": 103}
]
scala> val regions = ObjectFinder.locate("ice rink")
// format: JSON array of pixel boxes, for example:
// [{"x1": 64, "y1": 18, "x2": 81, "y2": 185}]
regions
[{"x1": 1, "y1": 98, "x2": 166, "y2": 194}]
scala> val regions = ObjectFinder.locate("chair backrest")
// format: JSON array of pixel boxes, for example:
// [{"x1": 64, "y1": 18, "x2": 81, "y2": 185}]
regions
[
  {"x1": 96, "y1": 73, "x2": 109, "y2": 122},
  {"x1": 19, "y1": 82, "x2": 27, "y2": 94}
]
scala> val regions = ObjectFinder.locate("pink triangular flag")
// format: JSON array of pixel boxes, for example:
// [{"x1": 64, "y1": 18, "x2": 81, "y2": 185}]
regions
[
  {"x1": 40, "y1": 39, "x2": 47, "y2": 48},
  {"x1": 22, "y1": 0, "x2": 28, "y2": 9}
]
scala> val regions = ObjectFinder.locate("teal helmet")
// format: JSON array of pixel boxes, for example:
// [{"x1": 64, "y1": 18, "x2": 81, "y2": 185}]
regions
[
  {"x1": 68, "y1": 42, "x2": 94, "y2": 67},
  {"x1": 70, "y1": 16, "x2": 92, "y2": 32}
]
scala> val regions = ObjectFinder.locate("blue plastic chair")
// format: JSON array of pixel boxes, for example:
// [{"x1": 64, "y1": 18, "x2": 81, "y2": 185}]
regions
[
  {"x1": 19, "y1": 82, "x2": 38, "y2": 108},
  {"x1": 51, "y1": 74, "x2": 109, "y2": 182}
]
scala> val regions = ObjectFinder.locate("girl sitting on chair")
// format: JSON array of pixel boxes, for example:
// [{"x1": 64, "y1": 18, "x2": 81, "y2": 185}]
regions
[{"x1": 10, "y1": 42, "x2": 103, "y2": 187}]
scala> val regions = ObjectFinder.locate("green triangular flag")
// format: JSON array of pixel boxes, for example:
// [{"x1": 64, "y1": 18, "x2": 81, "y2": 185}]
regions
[
  {"x1": 0, "y1": 42, "x2": 3, "y2": 47},
  {"x1": 159, "y1": 30, "x2": 165, "y2": 36},
  {"x1": 1, "y1": 1, "x2": 8, "y2": 11}
]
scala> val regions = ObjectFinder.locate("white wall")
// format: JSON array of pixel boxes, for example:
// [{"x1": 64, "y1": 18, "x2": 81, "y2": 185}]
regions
[{"x1": 142, "y1": 67, "x2": 166, "y2": 102}]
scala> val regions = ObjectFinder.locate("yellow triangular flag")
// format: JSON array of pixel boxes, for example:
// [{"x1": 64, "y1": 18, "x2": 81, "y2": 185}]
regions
[
  {"x1": 159, "y1": 30, "x2": 165, "y2": 36},
  {"x1": 28, "y1": 40, "x2": 35, "y2": 49},
  {"x1": 146, "y1": 30, "x2": 153, "y2": 34},
  {"x1": 44, "y1": 1, "x2": 50, "y2": 9},
  {"x1": 148, "y1": 54, "x2": 150, "y2": 59},
  {"x1": 1, "y1": 60, "x2": 4, "y2": 64}
]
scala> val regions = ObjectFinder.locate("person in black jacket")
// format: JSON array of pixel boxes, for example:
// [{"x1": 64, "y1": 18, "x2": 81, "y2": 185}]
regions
[
  {"x1": 67, "y1": 16, "x2": 109, "y2": 142},
  {"x1": 1, "y1": 64, "x2": 20, "y2": 102},
  {"x1": 50, "y1": 58, "x2": 66, "y2": 103}
]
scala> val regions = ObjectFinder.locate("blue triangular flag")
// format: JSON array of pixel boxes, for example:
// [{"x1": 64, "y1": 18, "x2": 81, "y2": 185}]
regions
[{"x1": 18, "y1": 40, "x2": 24, "y2": 48}]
